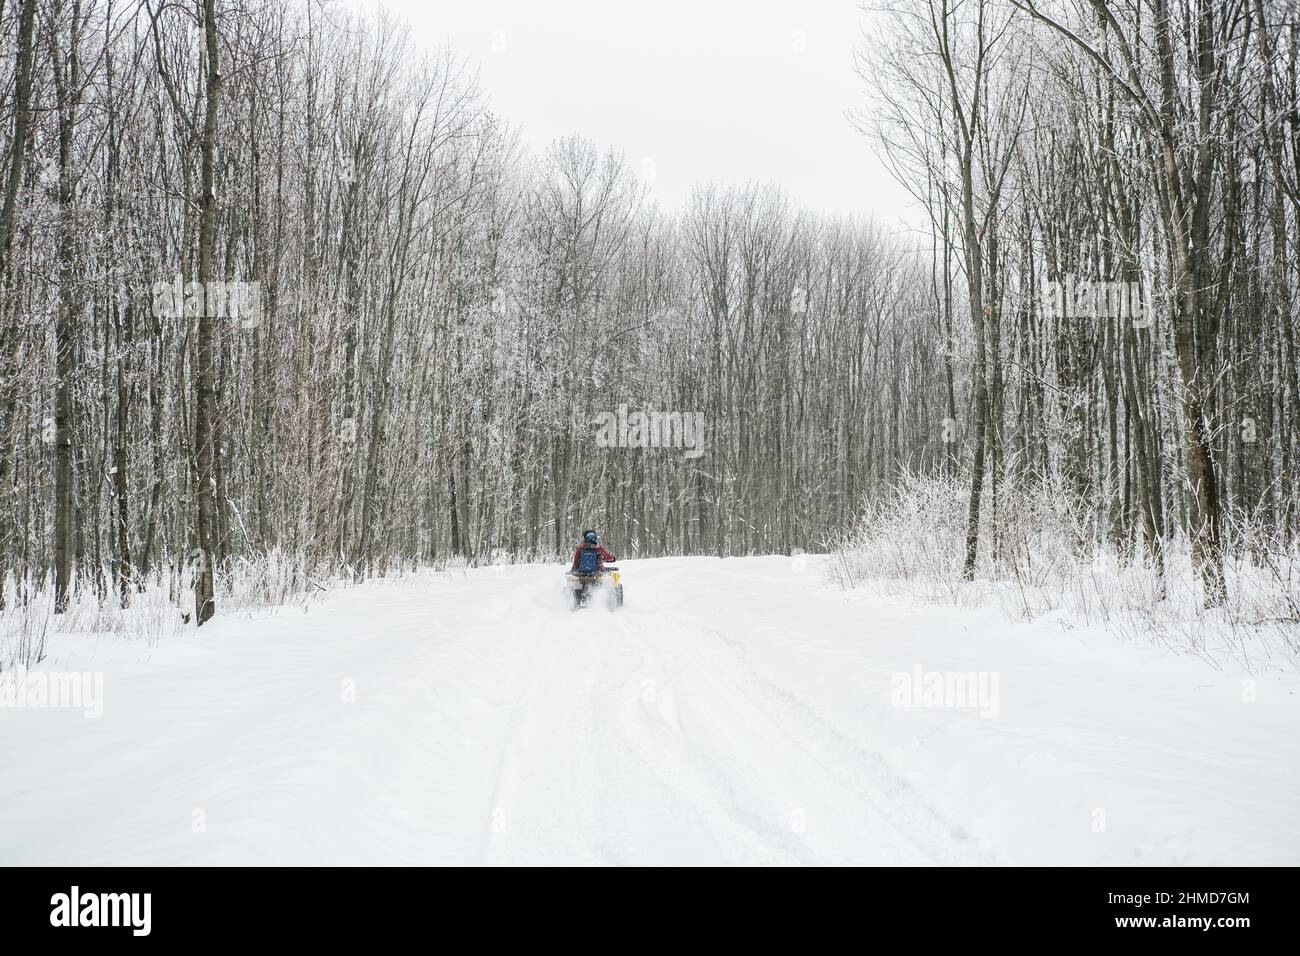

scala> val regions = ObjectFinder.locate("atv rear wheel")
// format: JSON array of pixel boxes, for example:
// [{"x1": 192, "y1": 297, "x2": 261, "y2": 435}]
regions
[{"x1": 607, "y1": 583, "x2": 624, "y2": 611}]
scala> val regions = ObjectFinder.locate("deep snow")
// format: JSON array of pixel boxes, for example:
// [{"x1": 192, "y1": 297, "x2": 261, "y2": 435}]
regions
[{"x1": 1, "y1": 556, "x2": 1296, "y2": 865}]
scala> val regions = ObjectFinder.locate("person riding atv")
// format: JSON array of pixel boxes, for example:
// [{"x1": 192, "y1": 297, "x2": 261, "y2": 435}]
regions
[
  {"x1": 565, "y1": 529, "x2": 624, "y2": 610},
  {"x1": 571, "y1": 529, "x2": 616, "y2": 574}
]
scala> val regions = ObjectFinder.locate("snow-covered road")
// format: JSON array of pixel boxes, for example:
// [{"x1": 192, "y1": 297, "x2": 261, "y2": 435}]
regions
[{"x1": 2, "y1": 556, "x2": 1297, "y2": 865}]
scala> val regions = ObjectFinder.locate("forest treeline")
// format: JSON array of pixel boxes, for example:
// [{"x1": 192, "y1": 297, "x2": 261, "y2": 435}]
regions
[
  {"x1": 862, "y1": 0, "x2": 1299, "y2": 607},
  {"x1": 0, "y1": 0, "x2": 1296, "y2": 623}
]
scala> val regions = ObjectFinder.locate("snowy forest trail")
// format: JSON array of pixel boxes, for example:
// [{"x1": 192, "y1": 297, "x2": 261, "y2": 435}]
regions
[{"x1": 2, "y1": 557, "x2": 1297, "y2": 866}]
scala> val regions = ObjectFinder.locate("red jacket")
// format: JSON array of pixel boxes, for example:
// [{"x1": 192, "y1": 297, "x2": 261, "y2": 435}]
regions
[{"x1": 571, "y1": 544, "x2": 616, "y2": 572}]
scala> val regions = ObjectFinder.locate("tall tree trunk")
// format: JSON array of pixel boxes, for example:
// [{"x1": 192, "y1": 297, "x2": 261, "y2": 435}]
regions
[
  {"x1": 194, "y1": 0, "x2": 222, "y2": 625},
  {"x1": 51, "y1": 0, "x2": 82, "y2": 613}
]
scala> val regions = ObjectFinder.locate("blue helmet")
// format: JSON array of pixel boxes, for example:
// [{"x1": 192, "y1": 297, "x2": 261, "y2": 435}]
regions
[{"x1": 584, "y1": 530, "x2": 598, "y2": 545}]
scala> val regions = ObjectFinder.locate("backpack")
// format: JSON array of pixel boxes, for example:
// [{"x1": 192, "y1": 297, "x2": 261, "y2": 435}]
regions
[{"x1": 577, "y1": 545, "x2": 601, "y2": 574}]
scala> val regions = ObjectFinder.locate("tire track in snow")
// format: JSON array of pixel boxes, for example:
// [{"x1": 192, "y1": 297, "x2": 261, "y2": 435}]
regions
[
  {"x1": 478, "y1": 583, "x2": 609, "y2": 865},
  {"x1": 614, "y1": 564, "x2": 996, "y2": 864},
  {"x1": 588, "y1": 606, "x2": 814, "y2": 864}
]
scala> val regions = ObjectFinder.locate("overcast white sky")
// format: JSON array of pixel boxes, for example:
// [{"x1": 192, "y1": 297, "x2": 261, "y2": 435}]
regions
[{"x1": 344, "y1": 0, "x2": 921, "y2": 230}]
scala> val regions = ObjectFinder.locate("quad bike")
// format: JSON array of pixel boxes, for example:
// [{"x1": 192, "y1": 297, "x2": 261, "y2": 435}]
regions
[{"x1": 565, "y1": 566, "x2": 624, "y2": 611}]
